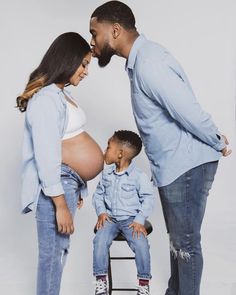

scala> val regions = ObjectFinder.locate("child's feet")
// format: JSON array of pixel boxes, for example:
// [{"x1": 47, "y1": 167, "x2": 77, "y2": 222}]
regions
[
  {"x1": 137, "y1": 284, "x2": 150, "y2": 295},
  {"x1": 95, "y1": 279, "x2": 108, "y2": 295}
]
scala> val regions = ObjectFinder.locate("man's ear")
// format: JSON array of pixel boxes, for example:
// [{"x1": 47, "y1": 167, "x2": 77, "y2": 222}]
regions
[{"x1": 112, "y1": 23, "x2": 122, "y2": 39}]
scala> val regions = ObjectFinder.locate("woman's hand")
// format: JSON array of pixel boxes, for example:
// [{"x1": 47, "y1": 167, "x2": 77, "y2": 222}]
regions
[
  {"x1": 77, "y1": 196, "x2": 83, "y2": 209},
  {"x1": 96, "y1": 213, "x2": 111, "y2": 230},
  {"x1": 52, "y1": 195, "x2": 74, "y2": 235},
  {"x1": 129, "y1": 222, "x2": 147, "y2": 239}
]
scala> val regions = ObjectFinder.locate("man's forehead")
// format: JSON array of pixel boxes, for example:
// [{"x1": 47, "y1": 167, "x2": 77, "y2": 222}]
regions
[{"x1": 90, "y1": 17, "x2": 113, "y2": 30}]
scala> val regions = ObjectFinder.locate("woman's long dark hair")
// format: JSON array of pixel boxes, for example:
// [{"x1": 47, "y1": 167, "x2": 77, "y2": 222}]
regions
[{"x1": 17, "y1": 32, "x2": 91, "y2": 112}]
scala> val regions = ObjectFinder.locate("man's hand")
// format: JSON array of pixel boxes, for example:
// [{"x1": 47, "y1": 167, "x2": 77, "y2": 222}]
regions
[
  {"x1": 221, "y1": 134, "x2": 232, "y2": 157},
  {"x1": 129, "y1": 222, "x2": 147, "y2": 239},
  {"x1": 52, "y1": 195, "x2": 74, "y2": 235},
  {"x1": 96, "y1": 213, "x2": 111, "y2": 230}
]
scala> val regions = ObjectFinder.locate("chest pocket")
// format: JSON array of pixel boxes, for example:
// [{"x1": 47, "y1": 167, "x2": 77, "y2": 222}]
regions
[{"x1": 121, "y1": 183, "x2": 137, "y2": 198}]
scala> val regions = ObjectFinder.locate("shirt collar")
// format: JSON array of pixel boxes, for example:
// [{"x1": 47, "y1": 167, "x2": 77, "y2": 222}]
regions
[
  {"x1": 107, "y1": 161, "x2": 136, "y2": 176},
  {"x1": 44, "y1": 83, "x2": 71, "y2": 96},
  {"x1": 125, "y1": 34, "x2": 147, "y2": 71}
]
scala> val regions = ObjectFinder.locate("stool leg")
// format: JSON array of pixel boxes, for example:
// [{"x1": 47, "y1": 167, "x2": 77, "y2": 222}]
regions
[{"x1": 108, "y1": 250, "x2": 112, "y2": 295}]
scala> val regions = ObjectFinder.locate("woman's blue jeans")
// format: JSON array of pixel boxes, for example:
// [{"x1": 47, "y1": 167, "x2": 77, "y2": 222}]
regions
[
  {"x1": 36, "y1": 164, "x2": 84, "y2": 295},
  {"x1": 158, "y1": 161, "x2": 218, "y2": 295},
  {"x1": 93, "y1": 216, "x2": 152, "y2": 280}
]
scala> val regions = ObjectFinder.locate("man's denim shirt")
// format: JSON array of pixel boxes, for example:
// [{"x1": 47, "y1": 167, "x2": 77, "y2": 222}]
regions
[
  {"x1": 126, "y1": 34, "x2": 226, "y2": 187},
  {"x1": 93, "y1": 162, "x2": 154, "y2": 225},
  {"x1": 21, "y1": 84, "x2": 87, "y2": 214}
]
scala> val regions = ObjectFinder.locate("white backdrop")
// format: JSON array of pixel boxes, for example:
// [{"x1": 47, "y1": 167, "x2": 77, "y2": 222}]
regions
[{"x1": 0, "y1": 0, "x2": 235, "y2": 294}]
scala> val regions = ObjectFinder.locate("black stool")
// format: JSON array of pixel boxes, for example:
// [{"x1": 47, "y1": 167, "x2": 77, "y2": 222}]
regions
[{"x1": 94, "y1": 220, "x2": 153, "y2": 294}]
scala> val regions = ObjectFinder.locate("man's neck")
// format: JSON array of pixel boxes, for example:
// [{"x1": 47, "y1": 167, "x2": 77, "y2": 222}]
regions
[{"x1": 116, "y1": 31, "x2": 140, "y2": 59}]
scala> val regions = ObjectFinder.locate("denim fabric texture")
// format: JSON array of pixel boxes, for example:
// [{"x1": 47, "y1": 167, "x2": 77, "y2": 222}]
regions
[
  {"x1": 93, "y1": 162, "x2": 154, "y2": 225},
  {"x1": 158, "y1": 161, "x2": 218, "y2": 295},
  {"x1": 126, "y1": 34, "x2": 225, "y2": 187},
  {"x1": 21, "y1": 84, "x2": 87, "y2": 214},
  {"x1": 93, "y1": 217, "x2": 152, "y2": 280},
  {"x1": 36, "y1": 164, "x2": 84, "y2": 295}
]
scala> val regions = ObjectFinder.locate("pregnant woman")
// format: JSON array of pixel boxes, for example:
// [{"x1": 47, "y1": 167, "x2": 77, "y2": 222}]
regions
[{"x1": 17, "y1": 32, "x2": 104, "y2": 295}]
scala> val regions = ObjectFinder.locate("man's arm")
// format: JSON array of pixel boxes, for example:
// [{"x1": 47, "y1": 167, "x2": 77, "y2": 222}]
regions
[{"x1": 138, "y1": 55, "x2": 228, "y2": 153}]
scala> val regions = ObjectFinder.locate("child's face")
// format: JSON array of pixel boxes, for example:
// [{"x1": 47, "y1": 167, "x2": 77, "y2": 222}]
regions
[{"x1": 104, "y1": 137, "x2": 121, "y2": 165}]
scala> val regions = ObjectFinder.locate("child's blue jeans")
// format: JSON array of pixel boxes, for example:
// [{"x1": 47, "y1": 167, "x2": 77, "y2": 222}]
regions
[
  {"x1": 36, "y1": 164, "x2": 84, "y2": 295},
  {"x1": 93, "y1": 216, "x2": 152, "y2": 280}
]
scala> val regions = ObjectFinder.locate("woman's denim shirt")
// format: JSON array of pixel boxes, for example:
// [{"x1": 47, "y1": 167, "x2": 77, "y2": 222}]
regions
[{"x1": 21, "y1": 84, "x2": 87, "y2": 213}]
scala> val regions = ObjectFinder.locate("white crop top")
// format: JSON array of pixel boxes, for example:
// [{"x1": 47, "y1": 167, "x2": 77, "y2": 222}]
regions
[{"x1": 62, "y1": 99, "x2": 86, "y2": 140}]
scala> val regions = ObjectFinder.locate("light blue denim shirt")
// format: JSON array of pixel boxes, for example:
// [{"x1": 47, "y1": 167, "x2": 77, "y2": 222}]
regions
[
  {"x1": 126, "y1": 34, "x2": 225, "y2": 187},
  {"x1": 21, "y1": 83, "x2": 87, "y2": 214},
  {"x1": 93, "y1": 162, "x2": 154, "y2": 225}
]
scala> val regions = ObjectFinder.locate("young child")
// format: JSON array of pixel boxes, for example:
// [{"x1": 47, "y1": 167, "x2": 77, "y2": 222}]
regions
[{"x1": 93, "y1": 130, "x2": 154, "y2": 295}]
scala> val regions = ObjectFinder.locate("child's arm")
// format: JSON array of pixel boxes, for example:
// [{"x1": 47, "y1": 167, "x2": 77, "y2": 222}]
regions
[
  {"x1": 134, "y1": 172, "x2": 154, "y2": 224},
  {"x1": 129, "y1": 172, "x2": 154, "y2": 238},
  {"x1": 92, "y1": 172, "x2": 111, "y2": 229}
]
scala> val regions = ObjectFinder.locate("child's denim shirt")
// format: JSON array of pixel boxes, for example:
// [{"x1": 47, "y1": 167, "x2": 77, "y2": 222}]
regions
[
  {"x1": 93, "y1": 162, "x2": 154, "y2": 224},
  {"x1": 21, "y1": 84, "x2": 87, "y2": 214}
]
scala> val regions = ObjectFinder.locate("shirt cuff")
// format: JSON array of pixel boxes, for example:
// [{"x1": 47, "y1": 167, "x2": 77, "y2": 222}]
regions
[
  {"x1": 213, "y1": 134, "x2": 226, "y2": 152},
  {"x1": 42, "y1": 182, "x2": 64, "y2": 197},
  {"x1": 134, "y1": 214, "x2": 145, "y2": 225},
  {"x1": 96, "y1": 207, "x2": 107, "y2": 216}
]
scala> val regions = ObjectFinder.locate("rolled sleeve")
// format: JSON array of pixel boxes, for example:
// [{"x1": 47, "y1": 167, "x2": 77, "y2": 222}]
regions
[
  {"x1": 42, "y1": 182, "x2": 64, "y2": 197},
  {"x1": 133, "y1": 214, "x2": 146, "y2": 225}
]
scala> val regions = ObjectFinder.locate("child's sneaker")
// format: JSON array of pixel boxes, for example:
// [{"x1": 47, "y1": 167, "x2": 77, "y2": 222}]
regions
[
  {"x1": 137, "y1": 284, "x2": 150, "y2": 295},
  {"x1": 95, "y1": 279, "x2": 108, "y2": 295}
]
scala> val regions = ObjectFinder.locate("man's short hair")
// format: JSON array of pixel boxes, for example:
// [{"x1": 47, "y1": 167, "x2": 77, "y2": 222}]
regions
[
  {"x1": 113, "y1": 130, "x2": 142, "y2": 158},
  {"x1": 91, "y1": 1, "x2": 136, "y2": 30}
]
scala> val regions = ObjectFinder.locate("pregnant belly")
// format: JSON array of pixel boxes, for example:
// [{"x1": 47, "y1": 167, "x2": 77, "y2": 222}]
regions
[{"x1": 62, "y1": 132, "x2": 104, "y2": 181}]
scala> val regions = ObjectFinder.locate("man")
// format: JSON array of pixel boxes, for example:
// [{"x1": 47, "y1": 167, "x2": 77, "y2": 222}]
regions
[{"x1": 89, "y1": 1, "x2": 231, "y2": 295}]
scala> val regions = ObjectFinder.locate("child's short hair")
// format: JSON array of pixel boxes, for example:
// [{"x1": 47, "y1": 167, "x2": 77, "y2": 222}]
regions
[{"x1": 113, "y1": 130, "x2": 142, "y2": 158}]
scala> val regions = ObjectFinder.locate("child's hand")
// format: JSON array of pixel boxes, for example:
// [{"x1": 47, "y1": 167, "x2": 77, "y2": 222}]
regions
[
  {"x1": 96, "y1": 213, "x2": 111, "y2": 230},
  {"x1": 129, "y1": 222, "x2": 147, "y2": 239}
]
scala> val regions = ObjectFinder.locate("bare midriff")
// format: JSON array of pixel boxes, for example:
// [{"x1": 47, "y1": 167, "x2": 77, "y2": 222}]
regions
[{"x1": 62, "y1": 131, "x2": 104, "y2": 181}]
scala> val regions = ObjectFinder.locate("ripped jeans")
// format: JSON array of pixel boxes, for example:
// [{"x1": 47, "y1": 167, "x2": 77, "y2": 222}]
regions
[
  {"x1": 36, "y1": 164, "x2": 84, "y2": 295},
  {"x1": 158, "y1": 161, "x2": 218, "y2": 295}
]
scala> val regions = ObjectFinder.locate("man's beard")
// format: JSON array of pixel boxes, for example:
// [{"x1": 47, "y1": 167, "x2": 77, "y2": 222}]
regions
[{"x1": 98, "y1": 42, "x2": 116, "y2": 67}]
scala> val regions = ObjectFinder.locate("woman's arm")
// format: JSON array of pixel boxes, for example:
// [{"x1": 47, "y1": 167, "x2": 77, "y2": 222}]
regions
[{"x1": 27, "y1": 94, "x2": 74, "y2": 234}]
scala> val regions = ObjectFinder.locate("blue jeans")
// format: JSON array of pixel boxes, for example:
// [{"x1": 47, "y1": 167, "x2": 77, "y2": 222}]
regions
[
  {"x1": 93, "y1": 216, "x2": 152, "y2": 279},
  {"x1": 158, "y1": 161, "x2": 218, "y2": 295},
  {"x1": 36, "y1": 164, "x2": 84, "y2": 295}
]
